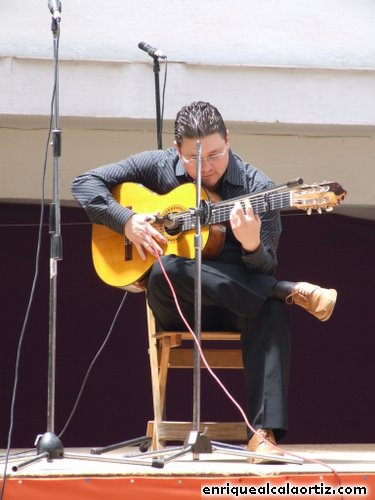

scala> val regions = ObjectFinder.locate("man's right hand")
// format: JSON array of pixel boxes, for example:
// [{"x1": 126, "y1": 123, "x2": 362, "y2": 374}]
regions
[{"x1": 124, "y1": 214, "x2": 167, "y2": 261}]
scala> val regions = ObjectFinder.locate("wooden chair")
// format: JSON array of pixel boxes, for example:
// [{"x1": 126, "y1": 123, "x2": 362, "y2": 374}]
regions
[{"x1": 145, "y1": 299, "x2": 248, "y2": 450}]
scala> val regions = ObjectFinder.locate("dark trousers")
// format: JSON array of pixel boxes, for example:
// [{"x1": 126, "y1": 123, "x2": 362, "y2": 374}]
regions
[{"x1": 147, "y1": 256, "x2": 291, "y2": 440}]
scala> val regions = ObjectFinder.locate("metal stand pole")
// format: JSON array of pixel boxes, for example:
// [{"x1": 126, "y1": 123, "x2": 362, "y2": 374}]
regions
[
  {"x1": 89, "y1": 45, "x2": 167, "y2": 458},
  {"x1": 30, "y1": 12, "x2": 64, "y2": 462},
  {"x1": 192, "y1": 141, "x2": 202, "y2": 440},
  {"x1": 190, "y1": 142, "x2": 213, "y2": 458},
  {"x1": 152, "y1": 56, "x2": 163, "y2": 150},
  {"x1": 137, "y1": 41, "x2": 165, "y2": 149}
]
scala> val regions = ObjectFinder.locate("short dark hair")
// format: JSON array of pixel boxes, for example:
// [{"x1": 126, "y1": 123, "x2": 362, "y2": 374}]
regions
[{"x1": 174, "y1": 101, "x2": 227, "y2": 147}]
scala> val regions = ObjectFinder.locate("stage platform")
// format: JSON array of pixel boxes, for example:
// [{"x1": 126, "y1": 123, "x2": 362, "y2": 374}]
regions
[{"x1": 1, "y1": 443, "x2": 374, "y2": 499}]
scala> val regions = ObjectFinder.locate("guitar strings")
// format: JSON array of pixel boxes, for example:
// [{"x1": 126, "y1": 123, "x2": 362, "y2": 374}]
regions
[
  {"x1": 211, "y1": 192, "x2": 292, "y2": 222},
  {"x1": 167, "y1": 191, "x2": 292, "y2": 230}
]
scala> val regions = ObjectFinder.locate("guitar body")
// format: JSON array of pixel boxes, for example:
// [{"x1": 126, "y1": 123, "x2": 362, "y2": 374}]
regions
[{"x1": 92, "y1": 183, "x2": 221, "y2": 290}]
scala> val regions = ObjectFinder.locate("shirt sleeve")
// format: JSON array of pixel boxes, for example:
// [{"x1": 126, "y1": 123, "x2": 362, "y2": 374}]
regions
[
  {"x1": 71, "y1": 151, "x2": 163, "y2": 234},
  {"x1": 241, "y1": 208, "x2": 281, "y2": 274}
]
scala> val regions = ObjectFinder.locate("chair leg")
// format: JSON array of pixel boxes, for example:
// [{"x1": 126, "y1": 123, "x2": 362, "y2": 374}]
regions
[
  {"x1": 158, "y1": 339, "x2": 170, "y2": 418},
  {"x1": 146, "y1": 303, "x2": 163, "y2": 450}
]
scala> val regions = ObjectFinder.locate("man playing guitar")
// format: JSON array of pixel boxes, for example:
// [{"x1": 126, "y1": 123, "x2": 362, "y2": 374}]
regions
[{"x1": 72, "y1": 101, "x2": 342, "y2": 461}]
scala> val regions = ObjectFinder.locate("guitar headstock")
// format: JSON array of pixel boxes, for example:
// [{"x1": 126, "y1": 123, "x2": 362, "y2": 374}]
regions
[{"x1": 291, "y1": 181, "x2": 347, "y2": 214}]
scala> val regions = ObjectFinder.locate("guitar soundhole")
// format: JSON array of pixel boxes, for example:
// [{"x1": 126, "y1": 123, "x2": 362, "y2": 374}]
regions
[
  {"x1": 161, "y1": 208, "x2": 184, "y2": 237},
  {"x1": 164, "y1": 225, "x2": 182, "y2": 237}
]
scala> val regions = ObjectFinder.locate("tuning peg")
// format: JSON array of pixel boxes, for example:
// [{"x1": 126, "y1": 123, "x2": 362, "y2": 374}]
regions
[
  {"x1": 307, "y1": 208, "x2": 312, "y2": 215},
  {"x1": 325, "y1": 207, "x2": 333, "y2": 212},
  {"x1": 317, "y1": 208, "x2": 322, "y2": 214}
]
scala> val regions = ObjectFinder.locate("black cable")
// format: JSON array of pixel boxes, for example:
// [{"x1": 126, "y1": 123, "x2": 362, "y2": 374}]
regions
[
  {"x1": 0, "y1": 12, "x2": 128, "y2": 480},
  {"x1": 0, "y1": 65, "x2": 56, "y2": 500},
  {"x1": 0, "y1": 289, "x2": 128, "y2": 467},
  {"x1": 57, "y1": 291, "x2": 128, "y2": 440},
  {"x1": 0, "y1": 22, "x2": 61, "y2": 498},
  {"x1": 158, "y1": 58, "x2": 168, "y2": 149}
]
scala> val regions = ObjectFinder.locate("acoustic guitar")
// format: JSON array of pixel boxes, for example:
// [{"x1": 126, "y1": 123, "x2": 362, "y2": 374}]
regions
[{"x1": 92, "y1": 180, "x2": 347, "y2": 290}]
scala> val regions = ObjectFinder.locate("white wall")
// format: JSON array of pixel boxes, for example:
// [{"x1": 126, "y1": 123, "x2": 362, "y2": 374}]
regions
[
  {"x1": 1, "y1": 0, "x2": 374, "y2": 216},
  {"x1": 1, "y1": 0, "x2": 374, "y2": 67}
]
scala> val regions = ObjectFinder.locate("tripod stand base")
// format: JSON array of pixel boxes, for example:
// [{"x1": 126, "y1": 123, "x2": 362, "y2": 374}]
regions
[
  {"x1": 184, "y1": 431, "x2": 212, "y2": 455},
  {"x1": 91, "y1": 435, "x2": 151, "y2": 455},
  {"x1": 11, "y1": 433, "x2": 64, "y2": 472},
  {"x1": 36, "y1": 432, "x2": 64, "y2": 460},
  {"x1": 11, "y1": 435, "x2": 164, "y2": 472},
  {"x1": 123, "y1": 434, "x2": 304, "y2": 467}
]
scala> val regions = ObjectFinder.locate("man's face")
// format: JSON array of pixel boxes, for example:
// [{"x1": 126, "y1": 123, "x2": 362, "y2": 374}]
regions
[{"x1": 176, "y1": 132, "x2": 229, "y2": 190}]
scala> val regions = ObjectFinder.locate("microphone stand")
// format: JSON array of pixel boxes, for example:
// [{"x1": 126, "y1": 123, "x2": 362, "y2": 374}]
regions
[
  {"x1": 75, "y1": 42, "x2": 168, "y2": 462},
  {"x1": 14, "y1": 13, "x2": 65, "y2": 470},
  {"x1": 137, "y1": 41, "x2": 166, "y2": 149},
  {"x1": 186, "y1": 141, "x2": 212, "y2": 458},
  {"x1": 82, "y1": 42, "x2": 167, "y2": 460},
  {"x1": 86, "y1": 45, "x2": 167, "y2": 460}
]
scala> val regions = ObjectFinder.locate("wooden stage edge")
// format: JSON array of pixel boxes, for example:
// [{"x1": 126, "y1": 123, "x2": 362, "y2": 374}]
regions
[{"x1": 1, "y1": 443, "x2": 375, "y2": 499}]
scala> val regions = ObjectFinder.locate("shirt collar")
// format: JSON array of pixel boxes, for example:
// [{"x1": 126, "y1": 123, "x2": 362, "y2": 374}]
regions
[
  {"x1": 222, "y1": 149, "x2": 244, "y2": 186},
  {"x1": 175, "y1": 155, "x2": 188, "y2": 178}
]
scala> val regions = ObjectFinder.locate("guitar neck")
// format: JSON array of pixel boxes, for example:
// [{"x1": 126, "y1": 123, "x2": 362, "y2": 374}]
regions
[
  {"x1": 178, "y1": 189, "x2": 292, "y2": 231},
  {"x1": 210, "y1": 190, "x2": 292, "y2": 224}
]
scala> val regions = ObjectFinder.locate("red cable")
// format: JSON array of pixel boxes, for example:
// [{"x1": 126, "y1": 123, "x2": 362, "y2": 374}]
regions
[{"x1": 146, "y1": 226, "x2": 343, "y2": 496}]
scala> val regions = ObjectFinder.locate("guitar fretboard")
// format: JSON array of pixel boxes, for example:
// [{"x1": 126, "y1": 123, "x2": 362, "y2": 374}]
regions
[{"x1": 176, "y1": 190, "x2": 293, "y2": 231}]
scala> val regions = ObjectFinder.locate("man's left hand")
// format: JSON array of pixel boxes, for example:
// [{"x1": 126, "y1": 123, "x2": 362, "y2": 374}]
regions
[{"x1": 230, "y1": 199, "x2": 261, "y2": 253}]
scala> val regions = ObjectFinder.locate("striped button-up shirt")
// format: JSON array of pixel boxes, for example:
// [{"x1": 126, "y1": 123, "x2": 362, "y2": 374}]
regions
[{"x1": 71, "y1": 148, "x2": 282, "y2": 275}]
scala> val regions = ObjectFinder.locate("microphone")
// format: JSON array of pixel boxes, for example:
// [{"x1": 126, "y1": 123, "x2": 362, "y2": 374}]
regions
[
  {"x1": 138, "y1": 42, "x2": 166, "y2": 59},
  {"x1": 145, "y1": 213, "x2": 177, "y2": 229},
  {"x1": 48, "y1": 0, "x2": 62, "y2": 20}
]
